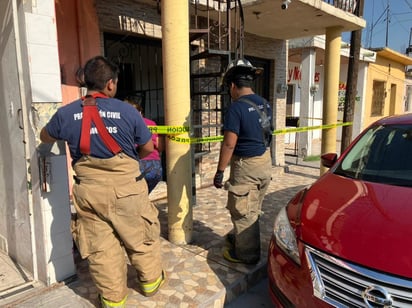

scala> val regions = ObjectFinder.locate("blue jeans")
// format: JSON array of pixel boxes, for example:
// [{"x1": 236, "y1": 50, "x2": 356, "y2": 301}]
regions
[{"x1": 139, "y1": 160, "x2": 163, "y2": 193}]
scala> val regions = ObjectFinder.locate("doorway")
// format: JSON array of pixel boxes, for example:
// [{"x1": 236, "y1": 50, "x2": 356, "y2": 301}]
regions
[{"x1": 104, "y1": 33, "x2": 164, "y2": 124}]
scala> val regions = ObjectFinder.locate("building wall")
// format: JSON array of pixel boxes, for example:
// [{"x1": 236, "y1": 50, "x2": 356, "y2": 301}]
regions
[
  {"x1": 286, "y1": 52, "x2": 379, "y2": 156},
  {"x1": 28, "y1": 0, "x2": 77, "y2": 285},
  {"x1": 365, "y1": 56, "x2": 408, "y2": 128},
  {"x1": 55, "y1": 0, "x2": 101, "y2": 110},
  {"x1": 54, "y1": 0, "x2": 101, "y2": 199}
]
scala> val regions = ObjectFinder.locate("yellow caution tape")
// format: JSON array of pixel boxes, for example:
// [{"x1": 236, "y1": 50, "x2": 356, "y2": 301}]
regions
[
  {"x1": 148, "y1": 125, "x2": 189, "y2": 134},
  {"x1": 148, "y1": 122, "x2": 352, "y2": 144},
  {"x1": 167, "y1": 135, "x2": 224, "y2": 144},
  {"x1": 274, "y1": 121, "x2": 352, "y2": 135}
]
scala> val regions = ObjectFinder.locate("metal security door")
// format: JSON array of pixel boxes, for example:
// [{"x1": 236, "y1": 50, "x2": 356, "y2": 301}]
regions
[{"x1": 0, "y1": 0, "x2": 36, "y2": 294}]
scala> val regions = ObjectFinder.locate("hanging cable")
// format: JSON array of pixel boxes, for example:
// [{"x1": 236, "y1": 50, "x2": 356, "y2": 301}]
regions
[{"x1": 236, "y1": 0, "x2": 245, "y2": 59}]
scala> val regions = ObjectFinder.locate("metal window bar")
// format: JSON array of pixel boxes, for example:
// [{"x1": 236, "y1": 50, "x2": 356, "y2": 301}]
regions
[{"x1": 189, "y1": 0, "x2": 241, "y2": 155}]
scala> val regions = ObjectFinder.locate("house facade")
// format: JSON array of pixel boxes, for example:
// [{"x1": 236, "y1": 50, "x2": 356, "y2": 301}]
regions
[
  {"x1": 364, "y1": 48, "x2": 412, "y2": 128},
  {"x1": 284, "y1": 37, "x2": 412, "y2": 158},
  {"x1": 286, "y1": 35, "x2": 376, "y2": 157}
]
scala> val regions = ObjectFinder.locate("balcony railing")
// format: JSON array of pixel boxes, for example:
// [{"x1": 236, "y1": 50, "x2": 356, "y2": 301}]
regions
[
  {"x1": 324, "y1": 0, "x2": 357, "y2": 14},
  {"x1": 190, "y1": 0, "x2": 358, "y2": 15}
]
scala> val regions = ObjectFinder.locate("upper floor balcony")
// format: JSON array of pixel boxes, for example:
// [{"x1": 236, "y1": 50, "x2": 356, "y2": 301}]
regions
[
  {"x1": 241, "y1": 0, "x2": 364, "y2": 40},
  {"x1": 190, "y1": 0, "x2": 365, "y2": 40}
]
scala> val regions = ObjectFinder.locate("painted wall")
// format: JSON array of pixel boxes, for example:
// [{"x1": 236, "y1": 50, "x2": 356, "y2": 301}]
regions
[
  {"x1": 56, "y1": 0, "x2": 101, "y2": 88},
  {"x1": 28, "y1": 0, "x2": 77, "y2": 285},
  {"x1": 364, "y1": 55, "x2": 409, "y2": 128},
  {"x1": 288, "y1": 61, "x2": 324, "y2": 127},
  {"x1": 54, "y1": 0, "x2": 101, "y2": 198},
  {"x1": 24, "y1": 1, "x2": 62, "y2": 103}
]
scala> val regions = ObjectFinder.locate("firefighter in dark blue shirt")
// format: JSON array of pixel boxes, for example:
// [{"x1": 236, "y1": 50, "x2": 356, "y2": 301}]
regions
[
  {"x1": 214, "y1": 58, "x2": 273, "y2": 264},
  {"x1": 40, "y1": 56, "x2": 165, "y2": 307}
]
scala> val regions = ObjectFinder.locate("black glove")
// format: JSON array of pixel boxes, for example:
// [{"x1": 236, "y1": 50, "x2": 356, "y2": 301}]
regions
[{"x1": 213, "y1": 170, "x2": 224, "y2": 189}]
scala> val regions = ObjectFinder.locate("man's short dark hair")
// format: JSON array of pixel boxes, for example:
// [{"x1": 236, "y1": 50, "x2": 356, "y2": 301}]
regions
[
  {"x1": 83, "y1": 56, "x2": 119, "y2": 91},
  {"x1": 231, "y1": 75, "x2": 254, "y2": 88}
]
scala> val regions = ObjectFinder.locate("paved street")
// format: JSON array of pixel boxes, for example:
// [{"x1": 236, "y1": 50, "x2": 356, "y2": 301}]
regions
[{"x1": 224, "y1": 278, "x2": 272, "y2": 307}]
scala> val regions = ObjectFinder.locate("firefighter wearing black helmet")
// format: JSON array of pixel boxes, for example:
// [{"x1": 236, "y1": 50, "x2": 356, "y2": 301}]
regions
[{"x1": 214, "y1": 58, "x2": 273, "y2": 264}]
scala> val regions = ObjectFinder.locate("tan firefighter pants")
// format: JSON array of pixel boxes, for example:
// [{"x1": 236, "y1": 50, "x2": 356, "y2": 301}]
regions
[
  {"x1": 71, "y1": 154, "x2": 162, "y2": 302},
  {"x1": 225, "y1": 150, "x2": 272, "y2": 263}
]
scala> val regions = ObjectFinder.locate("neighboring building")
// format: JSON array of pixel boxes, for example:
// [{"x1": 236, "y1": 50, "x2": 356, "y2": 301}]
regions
[
  {"x1": 0, "y1": 0, "x2": 364, "y2": 291},
  {"x1": 284, "y1": 37, "x2": 412, "y2": 158},
  {"x1": 402, "y1": 32, "x2": 412, "y2": 114},
  {"x1": 364, "y1": 48, "x2": 412, "y2": 128},
  {"x1": 286, "y1": 35, "x2": 376, "y2": 157}
]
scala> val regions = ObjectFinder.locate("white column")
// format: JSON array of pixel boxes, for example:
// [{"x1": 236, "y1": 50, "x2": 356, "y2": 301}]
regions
[{"x1": 299, "y1": 48, "x2": 316, "y2": 158}]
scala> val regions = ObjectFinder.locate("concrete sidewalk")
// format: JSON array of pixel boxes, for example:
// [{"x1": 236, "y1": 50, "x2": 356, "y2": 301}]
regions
[{"x1": 1, "y1": 159, "x2": 320, "y2": 307}]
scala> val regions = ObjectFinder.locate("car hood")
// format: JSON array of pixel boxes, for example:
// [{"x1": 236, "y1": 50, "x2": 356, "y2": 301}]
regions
[{"x1": 300, "y1": 173, "x2": 412, "y2": 278}]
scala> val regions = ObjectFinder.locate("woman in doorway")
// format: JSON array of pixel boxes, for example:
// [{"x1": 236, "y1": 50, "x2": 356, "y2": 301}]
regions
[{"x1": 125, "y1": 95, "x2": 164, "y2": 193}]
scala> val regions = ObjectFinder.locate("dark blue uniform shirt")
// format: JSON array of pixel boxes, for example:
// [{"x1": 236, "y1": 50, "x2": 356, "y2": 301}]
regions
[
  {"x1": 224, "y1": 94, "x2": 272, "y2": 157},
  {"x1": 45, "y1": 97, "x2": 151, "y2": 165}
]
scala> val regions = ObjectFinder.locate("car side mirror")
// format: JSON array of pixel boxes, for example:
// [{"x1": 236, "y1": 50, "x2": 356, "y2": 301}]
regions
[{"x1": 321, "y1": 153, "x2": 338, "y2": 168}]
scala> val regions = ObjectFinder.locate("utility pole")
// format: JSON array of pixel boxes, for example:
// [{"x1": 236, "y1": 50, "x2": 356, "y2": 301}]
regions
[
  {"x1": 385, "y1": 2, "x2": 390, "y2": 47},
  {"x1": 341, "y1": 0, "x2": 364, "y2": 153}
]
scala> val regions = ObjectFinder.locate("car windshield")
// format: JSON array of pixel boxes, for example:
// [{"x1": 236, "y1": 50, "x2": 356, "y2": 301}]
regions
[{"x1": 333, "y1": 124, "x2": 412, "y2": 187}]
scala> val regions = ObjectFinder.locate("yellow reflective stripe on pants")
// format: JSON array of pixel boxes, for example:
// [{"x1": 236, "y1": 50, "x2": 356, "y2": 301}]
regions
[{"x1": 100, "y1": 295, "x2": 127, "y2": 308}]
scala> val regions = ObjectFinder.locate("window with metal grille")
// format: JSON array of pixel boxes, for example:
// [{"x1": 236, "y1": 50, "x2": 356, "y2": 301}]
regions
[
  {"x1": 104, "y1": 33, "x2": 164, "y2": 125},
  {"x1": 371, "y1": 80, "x2": 385, "y2": 116}
]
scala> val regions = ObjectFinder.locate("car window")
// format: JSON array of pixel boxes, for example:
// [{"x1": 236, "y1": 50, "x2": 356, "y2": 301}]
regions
[{"x1": 334, "y1": 124, "x2": 412, "y2": 186}]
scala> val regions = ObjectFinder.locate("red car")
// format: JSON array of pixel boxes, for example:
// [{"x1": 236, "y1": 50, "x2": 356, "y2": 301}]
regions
[{"x1": 268, "y1": 114, "x2": 412, "y2": 307}]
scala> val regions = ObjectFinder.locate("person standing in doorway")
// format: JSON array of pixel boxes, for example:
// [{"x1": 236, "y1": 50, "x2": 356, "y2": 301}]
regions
[
  {"x1": 124, "y1": 95, "x2": 164, "y2": 193},
  {"x1": 213, "y1": 58, "x2": 273, "y2": 265},
  {"x1": 40, "y1": 56, "x2": 165, "y2": 307}
]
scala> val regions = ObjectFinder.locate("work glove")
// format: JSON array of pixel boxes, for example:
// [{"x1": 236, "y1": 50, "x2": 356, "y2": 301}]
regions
[{"x1": 213, "y1": 170, "x2": 224, "y2": 189}]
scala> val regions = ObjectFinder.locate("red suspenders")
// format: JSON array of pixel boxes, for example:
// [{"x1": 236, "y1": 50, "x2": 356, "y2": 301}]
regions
[{"x1": 79, "y1": 93, "x2": 122, "y2": 155}]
